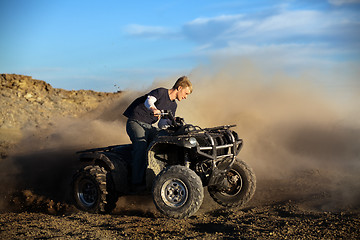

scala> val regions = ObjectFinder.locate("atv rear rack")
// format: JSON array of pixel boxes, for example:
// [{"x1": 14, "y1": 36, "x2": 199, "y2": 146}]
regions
[{"x1": 76, "y1": 145, "x2": 125, "y2": 154}]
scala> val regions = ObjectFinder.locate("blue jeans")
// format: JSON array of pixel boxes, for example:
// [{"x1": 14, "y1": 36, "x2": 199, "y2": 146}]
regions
[{"x1": 126, "y1": 119, "x2": 158, "y2": 185}]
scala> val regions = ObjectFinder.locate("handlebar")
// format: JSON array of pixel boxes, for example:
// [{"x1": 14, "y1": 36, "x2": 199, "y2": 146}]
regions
[
  {"x1": 159, "y1": 110, "x2": 184, "y2": 128},
  {"x1": 159, "y1": 110, "x2": 235, "y2": 132},
  {"x1": 159, "y1": 109, "x2": 172, "y2": 117},
  {"x1": 160, "y1": 110, "x2": 177, "y2": 126}
]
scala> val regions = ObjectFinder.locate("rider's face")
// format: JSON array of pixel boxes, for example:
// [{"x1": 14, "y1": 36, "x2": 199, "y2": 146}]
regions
[{"x1": 176, "y1": 86, "x2": 191, "y2": 101}]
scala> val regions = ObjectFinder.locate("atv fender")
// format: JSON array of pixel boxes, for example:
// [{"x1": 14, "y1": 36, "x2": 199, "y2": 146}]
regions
[
  {"x1": 147, "y1": 137, "x2": 195, "y2": 167},
  {"x1": 151, "y1": 135, "x2": 197, "y2": 149},
  {"x1": 78, "y1": 152, "x2": 115, "y2": 171}
]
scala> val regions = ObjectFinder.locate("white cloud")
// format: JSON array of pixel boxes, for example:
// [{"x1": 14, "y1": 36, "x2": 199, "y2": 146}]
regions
[
  {"x1": 124, "y1": 24, "x2": 172, "y2": 39},
  {"x1": 183, "y1": 7, "x2": 360, "y2": 55},
  {"x1": 328, "y1": 0, "x2": 360, "y2": 6},
  {"x1": 182, "y1": 14, "x2": 246, "y2": 44},
  {"x1": 187, "y1": 14, "x2": 243, "y2": 25},
  {"x1": 182, "y1": 9, "x2": 340, "y2": 45},
  {"x1": 254, "y1": 10, "x2": 326, "y2": 34},
  {"x1": 124, "y1": 7, "x2": 357, "y2": 46},
  {"x1": 124, "y1": 5, "x2": 359, "y2": 71}
]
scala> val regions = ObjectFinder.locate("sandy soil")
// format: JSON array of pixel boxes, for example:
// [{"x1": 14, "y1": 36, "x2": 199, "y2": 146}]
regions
[
  {"x1": 1, "y1": 204, "x2": 358, "y2": 239},
  {"x1": 1, "y1": 169, "x2": 359, "y2": 239}
]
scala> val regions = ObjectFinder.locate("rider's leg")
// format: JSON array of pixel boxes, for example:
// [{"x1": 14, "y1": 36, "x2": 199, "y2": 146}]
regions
[{"x1": 126, "y1": 119, "x2": 148, "y2": 186}]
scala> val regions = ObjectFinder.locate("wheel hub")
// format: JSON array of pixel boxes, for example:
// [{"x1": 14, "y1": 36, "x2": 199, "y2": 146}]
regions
[
  {"x1": 78, "y1": 179, "x2": 97, "y2": 207},
  {"x1": 223, "y1": 170, "x2": 243, "y2": 195},
  {"x1": 161, "y1": 179, "x2": 188, "y2": 208}
]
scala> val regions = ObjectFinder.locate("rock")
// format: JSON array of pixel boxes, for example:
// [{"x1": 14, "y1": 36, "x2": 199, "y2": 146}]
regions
[
  {"x1": 0, "y1": 73, "x2": 123, "y2": 157},
  {"x1": 24, "y1": 93, "x2": 33, "y2": 101}
]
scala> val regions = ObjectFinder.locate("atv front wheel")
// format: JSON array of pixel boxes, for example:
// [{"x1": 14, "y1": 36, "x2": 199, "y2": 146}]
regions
[
  {"x1": 209, "y1": 158, "x2": 256, "y2": 208},
  {"x1": 72, "y1": 165, "x2": 117, "y2": 213},
  {"x1": 152, "y1": 165, "x2": 204, "y2": 219}
]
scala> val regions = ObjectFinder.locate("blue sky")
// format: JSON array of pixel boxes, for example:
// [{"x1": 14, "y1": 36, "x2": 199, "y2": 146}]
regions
[{"x1": 0, "y1": 0, "x2": 359, "y2": 92}]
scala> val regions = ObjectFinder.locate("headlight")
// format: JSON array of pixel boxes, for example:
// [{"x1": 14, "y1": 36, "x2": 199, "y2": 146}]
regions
[{"x1": 189, "y1": 137, "x2": 197, "y2": 146}]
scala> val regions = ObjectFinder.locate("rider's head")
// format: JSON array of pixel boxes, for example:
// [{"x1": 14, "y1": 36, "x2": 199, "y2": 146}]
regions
[
  {"x1": 173, "y1": 76, "x2": 192, "y2": 93},
  {"x1": 172, "y1": 76, "x2": 193, "y2": 101}
]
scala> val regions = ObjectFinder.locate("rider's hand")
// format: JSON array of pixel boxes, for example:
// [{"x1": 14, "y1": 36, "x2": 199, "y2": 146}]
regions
[{"x1": 151, "y1": 107, "x2": 161, "y2": 118}]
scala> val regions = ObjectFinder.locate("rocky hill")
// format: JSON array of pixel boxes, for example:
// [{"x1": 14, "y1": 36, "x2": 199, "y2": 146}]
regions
[{"x1": 0, "y1": 74, "x2": 121, "y2": 157}]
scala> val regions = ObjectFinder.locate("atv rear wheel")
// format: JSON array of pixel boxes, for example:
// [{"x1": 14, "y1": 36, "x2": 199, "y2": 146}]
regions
[
  {"x1": 152, "y1": 165, "x2": 204, "y2": 219},
  {"x1": 209, "y1": 158, "x2": 256, "y2": 208},
  {"x1": 72, "y1": 165, "x2": 117, "y2": 213}
]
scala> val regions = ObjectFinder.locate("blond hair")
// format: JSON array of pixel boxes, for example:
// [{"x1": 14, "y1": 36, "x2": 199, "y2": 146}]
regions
[{"x1": 172, "y1": 76, "x2": 193, "y2": 93}]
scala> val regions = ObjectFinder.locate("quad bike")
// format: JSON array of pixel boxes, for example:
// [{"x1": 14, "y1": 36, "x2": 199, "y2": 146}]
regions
[{"x1": 72, "y1": 111, "x2": 256, "y2": 219}]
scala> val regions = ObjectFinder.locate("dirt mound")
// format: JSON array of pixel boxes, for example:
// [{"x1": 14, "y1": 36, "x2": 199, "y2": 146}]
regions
[{"x1": 0, "y1": 74, "x2": 121, "y2": 157}]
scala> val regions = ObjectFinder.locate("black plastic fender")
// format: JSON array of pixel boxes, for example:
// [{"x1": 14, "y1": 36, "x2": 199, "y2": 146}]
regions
[
  {"x1": 78, "y1": 152, "x2": 115, "y2": 171},
  {"x1": 150, "y1": 135, "x2": 197, "y2": 149}
]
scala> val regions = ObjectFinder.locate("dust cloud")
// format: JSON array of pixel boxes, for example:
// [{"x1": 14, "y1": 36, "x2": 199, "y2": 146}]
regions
[
  {"x1": 178, "y1": 59, "x2": 360, "y2": 211},
  {"x1": 1, "y1": 58, "x2": 359, "y2": 213}
]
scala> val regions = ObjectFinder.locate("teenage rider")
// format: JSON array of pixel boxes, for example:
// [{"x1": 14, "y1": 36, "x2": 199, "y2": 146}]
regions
[{"x1": 123, "y1": 76, "x2": 193, "y2": 192}]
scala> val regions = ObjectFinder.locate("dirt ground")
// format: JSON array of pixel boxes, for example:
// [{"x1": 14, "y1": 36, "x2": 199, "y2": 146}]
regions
[
  {"x1": 1, "y1": 135, "x2": 357, "y2": 240},
  {"x1": 1, "y1": 170, "x2": 359, "y2": 240},
  {"x1": 1, "y1": 203, "x2": 359, "y2": 240}
]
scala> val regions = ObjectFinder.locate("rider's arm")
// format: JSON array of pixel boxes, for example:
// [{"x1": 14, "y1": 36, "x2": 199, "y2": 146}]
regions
[
  {"x1": 145, "y1": 95, "x2": 161, "y2": 116},
  {"x1": 144, "y1": 95, "x2": 157, "y2": 109}
]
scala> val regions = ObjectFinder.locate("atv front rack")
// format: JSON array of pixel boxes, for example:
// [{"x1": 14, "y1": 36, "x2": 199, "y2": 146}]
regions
[
  {"x1": 192, "y1": 126, "x2": 243, "y2": 188},
  {"x1": 195, "y1": 126, "x2": 243, "y2": 163}
]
